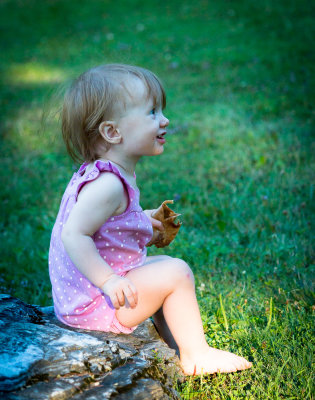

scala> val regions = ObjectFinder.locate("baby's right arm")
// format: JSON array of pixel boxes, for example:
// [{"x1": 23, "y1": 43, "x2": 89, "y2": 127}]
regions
[{"x1": 61, "y1": 172, "x2": 138, "y2": 309}]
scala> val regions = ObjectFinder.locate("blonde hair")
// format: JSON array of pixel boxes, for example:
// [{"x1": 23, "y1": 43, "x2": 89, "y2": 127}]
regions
[{"x1": 62, "y1": 64, "x2": 166, "y2": 162}]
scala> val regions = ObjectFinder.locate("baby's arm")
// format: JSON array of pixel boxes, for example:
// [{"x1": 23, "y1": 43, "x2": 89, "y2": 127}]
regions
[{"x1": 61, "y1": 172, "x2": 137, "y2": 309}]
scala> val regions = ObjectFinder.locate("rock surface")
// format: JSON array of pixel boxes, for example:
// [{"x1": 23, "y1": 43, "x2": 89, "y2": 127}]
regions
[{"x1": 0, "y1": 294, "x2": 183, "y2": 399}]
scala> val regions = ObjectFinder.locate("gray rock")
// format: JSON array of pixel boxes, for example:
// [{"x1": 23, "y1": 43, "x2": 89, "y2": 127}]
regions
[{"x1": 0, "y1": 294, "x2": 183, "y2": 399}]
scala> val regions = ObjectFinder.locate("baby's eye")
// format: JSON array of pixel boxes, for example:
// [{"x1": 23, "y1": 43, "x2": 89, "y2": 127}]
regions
[{"x1": 150, "y1": 108, "x2": 156, "y2": 115}]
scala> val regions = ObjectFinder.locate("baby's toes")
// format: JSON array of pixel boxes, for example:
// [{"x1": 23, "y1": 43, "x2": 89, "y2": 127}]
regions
[
  {"x1": 237, "y1": 357, "x2": 252, "y2": 370},
  {"x1": 227, "y1": 354, "x2": 248, "y2": 370},
  {"x1": 220, "y1": 357, "x2": 239, "y2": 373},
  {"x1": 216, "y1": 360, "x2": 237, "y2": 373}
]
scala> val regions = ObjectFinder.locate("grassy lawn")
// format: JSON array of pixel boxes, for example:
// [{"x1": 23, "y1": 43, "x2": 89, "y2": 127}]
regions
[{"x1": 0, "y1": 0, "x2": 314, "y2": 398}]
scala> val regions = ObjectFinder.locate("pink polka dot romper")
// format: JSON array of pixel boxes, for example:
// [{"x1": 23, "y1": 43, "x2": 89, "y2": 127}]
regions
[{"x1": 49, "y1": 160, "x2": 153, "y2": 333}]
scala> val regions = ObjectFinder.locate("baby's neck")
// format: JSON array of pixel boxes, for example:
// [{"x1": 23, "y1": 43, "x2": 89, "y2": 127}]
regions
[
  {"x1": 97, "y1": 154, "x2": 138, "y2": 188},
  {"x1": 101, "y1": 150, "x2": 139, "y2": 177}
]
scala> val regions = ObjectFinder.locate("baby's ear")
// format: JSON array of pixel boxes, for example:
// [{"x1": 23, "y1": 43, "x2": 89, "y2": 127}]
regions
[{"x1": 99, "y1": 121, "x2": 122, "y2": 144}]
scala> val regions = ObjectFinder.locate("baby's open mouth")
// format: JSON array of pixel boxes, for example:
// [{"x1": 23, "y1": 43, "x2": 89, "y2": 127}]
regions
[{"x1": 156, "y1": 133, "x2": 166, "y2": 139}]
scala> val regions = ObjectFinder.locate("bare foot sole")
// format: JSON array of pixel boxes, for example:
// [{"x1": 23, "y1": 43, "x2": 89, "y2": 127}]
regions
[{"x1": 180, "y1": 347, "x2": 252, "y2": 375}]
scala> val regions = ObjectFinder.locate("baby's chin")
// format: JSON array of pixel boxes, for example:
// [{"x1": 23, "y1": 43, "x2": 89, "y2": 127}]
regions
[
  {"x1": 144, "y1": 146, "x2": 164, "y2": 157},
  {"x1": 154, "y1": 144, "x2": 165, "y2": 155}
]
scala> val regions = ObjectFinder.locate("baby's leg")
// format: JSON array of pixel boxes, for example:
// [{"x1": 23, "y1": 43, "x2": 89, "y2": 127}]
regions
[
  {"x1": 117, "y1": 257, "x2": 252, "y2": 375},
  {"x1": 152, "y1": 306, "x2": 179, "y2": 354},
  {"x1": 141, "y1": 256, "x2": 179, "y2": 353}
]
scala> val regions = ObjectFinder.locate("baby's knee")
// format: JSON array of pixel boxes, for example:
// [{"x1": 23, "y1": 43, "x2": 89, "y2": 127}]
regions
[{"x1": 170, "y1": 258, "x2": 195, "y2": 285}]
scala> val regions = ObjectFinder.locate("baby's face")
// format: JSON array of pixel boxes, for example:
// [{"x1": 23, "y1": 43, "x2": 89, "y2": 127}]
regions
[{"x1": 116, "y1": 78, "x2": 169, "y2": 158}]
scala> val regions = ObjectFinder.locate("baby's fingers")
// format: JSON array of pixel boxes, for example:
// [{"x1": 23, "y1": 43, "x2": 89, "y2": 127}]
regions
[
  {"x1": 124, "y1": 284, "x2": 138, "y2": 308},
  {"x1": 116, "y1": 289, "x2": 126, "y2": 308},
  {"x1": 151, "y1": 218, "x2": 164, "y2": 232},
  {"x1": 110, "y1": 290, "x2": 124, "y2": 309},
  {"x1": 111, "y1": 294, "x2": 121, "y2": 310}
]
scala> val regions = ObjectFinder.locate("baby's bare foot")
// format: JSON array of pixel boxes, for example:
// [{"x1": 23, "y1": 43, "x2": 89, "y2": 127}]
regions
[{"x1": 180, "y1": 347, "x2": 252, "y2": 375}]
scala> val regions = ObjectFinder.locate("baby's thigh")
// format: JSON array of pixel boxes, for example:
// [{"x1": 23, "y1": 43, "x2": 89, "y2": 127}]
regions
[
  {"x1": 143, "y1": 254, "x2": 172, "y2": 266},
  {"x1": 133, "y1": 256, "x2": 194, "y2": 291},
  {"x1": 117, "y1": 256, "x2": 194, "y2": 327}
]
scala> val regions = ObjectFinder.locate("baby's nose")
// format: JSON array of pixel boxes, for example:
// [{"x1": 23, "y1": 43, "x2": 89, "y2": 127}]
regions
[{"x1": 160, "y1": 114, "x2": 169, "y2": 127}]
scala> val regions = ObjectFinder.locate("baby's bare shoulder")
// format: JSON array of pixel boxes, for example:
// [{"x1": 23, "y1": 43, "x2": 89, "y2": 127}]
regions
[{"x1": 79, "y1": 172, "x2": 125, "y2": 205}]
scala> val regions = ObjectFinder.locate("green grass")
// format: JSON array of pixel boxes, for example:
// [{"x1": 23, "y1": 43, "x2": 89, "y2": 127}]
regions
[{"x1": 0, "y1": 0, "x2": 314, "y2": 398}]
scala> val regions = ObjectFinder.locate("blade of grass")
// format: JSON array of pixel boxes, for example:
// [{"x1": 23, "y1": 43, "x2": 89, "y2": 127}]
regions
[
  {"x1": 266, "y1": 297, "x2": 273, "y2": 330},
  {"x1": 219, "y1": 293, "x2": 229, "y2": 331}
]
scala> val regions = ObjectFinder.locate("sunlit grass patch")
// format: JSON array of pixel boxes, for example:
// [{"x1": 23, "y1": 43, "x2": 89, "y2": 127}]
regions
[{"x1": 5, "y1": 62, "x2": 66, "y2": 85}]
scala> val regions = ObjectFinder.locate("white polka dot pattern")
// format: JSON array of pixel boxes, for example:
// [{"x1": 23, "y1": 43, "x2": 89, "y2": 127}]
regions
[{"x1": 48, "y1": 160, "x2": 153, "y2": 334}]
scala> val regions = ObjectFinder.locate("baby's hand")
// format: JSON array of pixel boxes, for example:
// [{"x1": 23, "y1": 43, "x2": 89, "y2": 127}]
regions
[
  {"x1": 144, "y1": 209, "x2": 165, "y2": 232},
  {"x1": 145, "y1": 201, "x2": 182, "y2": 248},
  {"x1": 101, "y1": 274, "x2": 138, "y2": 310}
]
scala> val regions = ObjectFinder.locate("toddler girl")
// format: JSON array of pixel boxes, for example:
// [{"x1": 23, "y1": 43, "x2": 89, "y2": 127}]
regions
[{"x1": 49, "y1": 64, "x2": 252, "y2": 375}]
